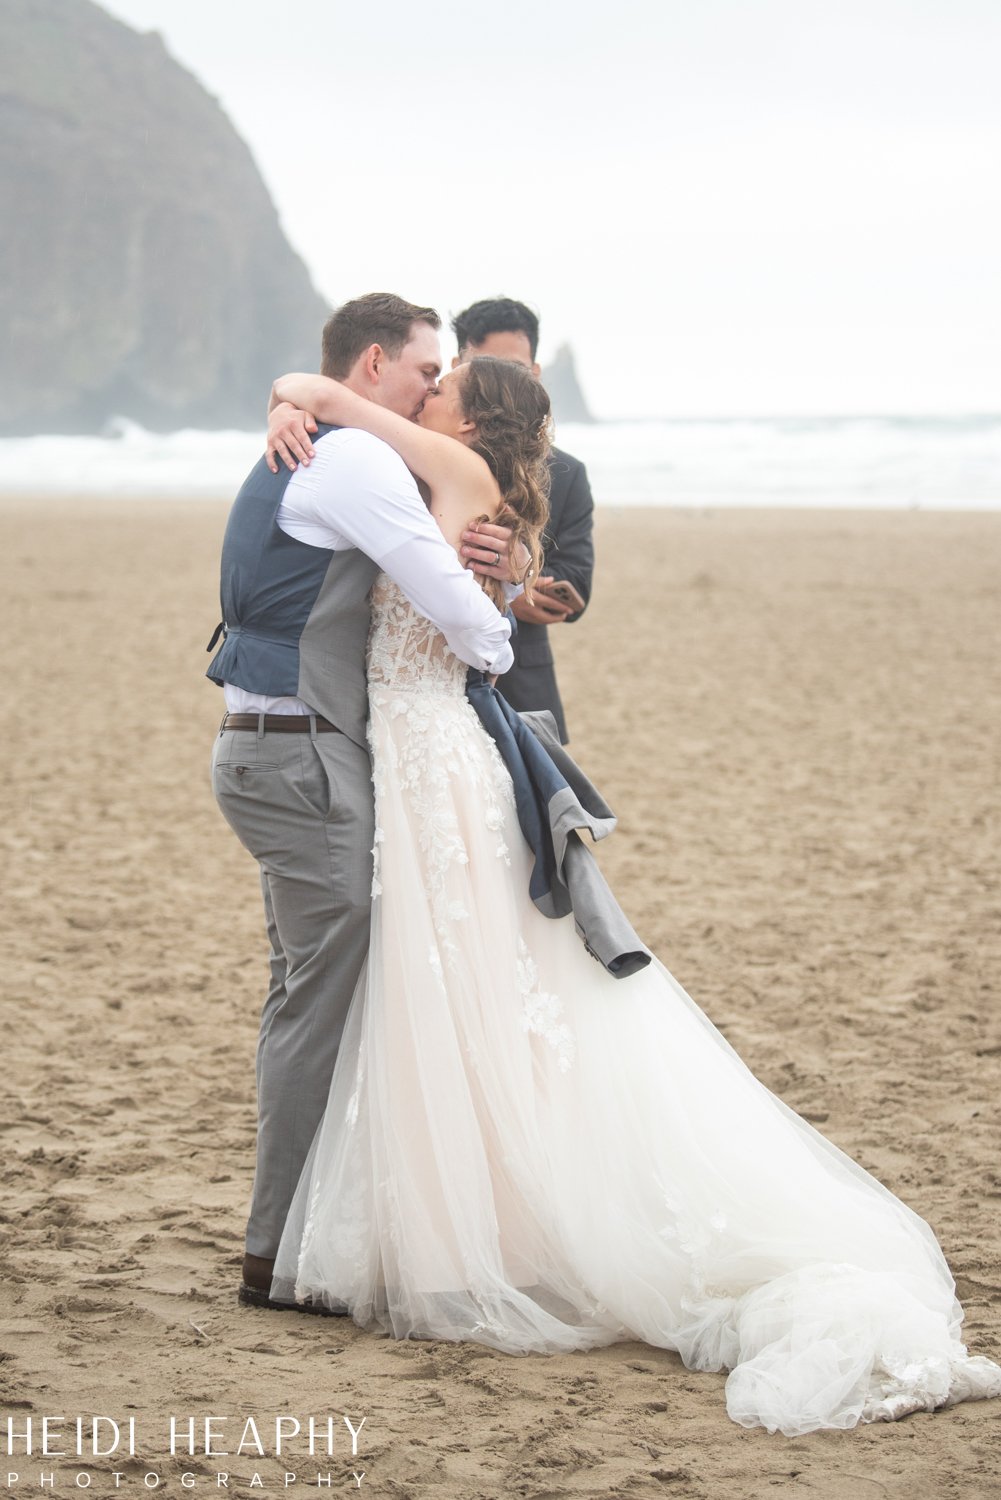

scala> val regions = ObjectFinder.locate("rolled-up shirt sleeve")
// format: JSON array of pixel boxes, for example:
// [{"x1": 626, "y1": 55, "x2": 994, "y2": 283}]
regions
[{"x1": 284, "y1": 429, "x2": 514, "y2": 675}]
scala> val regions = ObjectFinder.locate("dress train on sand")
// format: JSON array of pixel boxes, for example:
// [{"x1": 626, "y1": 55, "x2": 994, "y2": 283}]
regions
[{"x1": 272, "y1": 576, "x2": 1001, "y2": 1436}]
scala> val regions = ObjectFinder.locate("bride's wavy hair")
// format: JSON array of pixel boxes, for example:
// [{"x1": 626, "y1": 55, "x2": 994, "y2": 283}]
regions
[{"x1": 459, "y1": 357, "x2": 552, "y2": 610}]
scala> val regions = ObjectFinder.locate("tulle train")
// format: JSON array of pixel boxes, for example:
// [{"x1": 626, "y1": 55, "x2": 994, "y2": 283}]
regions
[{"x1": 272, "y1": 591, "x2": 1001, "y2": 1437}]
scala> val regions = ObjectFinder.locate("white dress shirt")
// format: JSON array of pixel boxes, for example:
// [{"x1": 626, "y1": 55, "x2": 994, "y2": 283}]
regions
[{"x1": 225, "y1": 428, "x2": 514, "y2": 715}]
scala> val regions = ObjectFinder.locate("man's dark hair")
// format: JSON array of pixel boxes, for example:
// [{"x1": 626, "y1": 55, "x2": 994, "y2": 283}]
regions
[
  {"x1": 451, "y1": 298, "x2": 540, "y2": 361},
  {"x1": 321, "y1": 292, "x2": 440, "y2": 378}
]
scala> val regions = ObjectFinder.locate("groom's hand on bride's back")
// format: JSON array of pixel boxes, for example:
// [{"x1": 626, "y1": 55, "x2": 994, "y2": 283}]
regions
[
  {"x1": 461, "y1": 520, "x2": 531, "y2": 590},
  {"x1": 267, "y1": 402, "x2": 319, "y2": 473}
]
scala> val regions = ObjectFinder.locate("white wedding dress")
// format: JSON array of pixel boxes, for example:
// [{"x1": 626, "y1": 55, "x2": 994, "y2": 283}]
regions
[{"x1": 272, "y1": 576, "x2": 1001, "y2": 1436}]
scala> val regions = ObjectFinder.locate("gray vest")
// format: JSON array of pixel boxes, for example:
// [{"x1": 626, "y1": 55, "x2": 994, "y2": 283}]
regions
[{"x1": 206, "y1": 425, "x2": 379, "y2": 746}]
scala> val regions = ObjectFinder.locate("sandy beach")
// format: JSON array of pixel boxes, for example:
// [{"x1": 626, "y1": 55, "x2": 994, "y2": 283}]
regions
[{"x1": 2, "y1": 498, "x2": 999, "y2": 1500}]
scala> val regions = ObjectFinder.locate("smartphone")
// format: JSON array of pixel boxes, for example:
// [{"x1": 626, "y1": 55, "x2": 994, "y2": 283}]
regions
[{"x1": 535, "y1": 579, "x2": 586, "y2": 614}]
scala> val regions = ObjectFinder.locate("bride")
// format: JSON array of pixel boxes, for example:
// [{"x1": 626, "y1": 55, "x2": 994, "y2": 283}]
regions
[{"x1": 262, "y1": 358, "x2": 1000, "y2": 1437}]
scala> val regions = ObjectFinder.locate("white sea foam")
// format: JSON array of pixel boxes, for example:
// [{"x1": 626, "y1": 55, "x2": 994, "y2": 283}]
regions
[
  {"x1": 1, "y1": 415, "x2": 999, "y2": 509},
  {"x1": 0, "y1": 420, "x2": 265, "y2": 498},
  {"x1": 558, "y1": 414, "x2": 1001, "y2": 509}
]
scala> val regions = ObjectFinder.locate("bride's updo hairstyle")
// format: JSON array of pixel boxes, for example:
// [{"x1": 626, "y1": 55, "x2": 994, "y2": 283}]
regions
[{"x1": 459, "y1": 357, "x2": 552, "y2": 609}]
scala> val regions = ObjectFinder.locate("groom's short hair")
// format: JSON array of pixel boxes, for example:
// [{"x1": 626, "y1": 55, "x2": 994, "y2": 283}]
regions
[{"x1": 321, "y1": 293, "x2": 441, "y2": 378}]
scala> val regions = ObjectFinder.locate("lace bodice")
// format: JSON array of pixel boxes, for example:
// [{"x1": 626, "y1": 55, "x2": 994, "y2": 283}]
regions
[{"x1": 367, "y1": 574, "x2": 469, "y2": 697}]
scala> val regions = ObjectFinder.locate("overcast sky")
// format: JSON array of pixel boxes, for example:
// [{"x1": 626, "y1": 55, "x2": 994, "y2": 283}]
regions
[{"x1": 99, "y1": 0, "x2": 1000, "y2": 418}]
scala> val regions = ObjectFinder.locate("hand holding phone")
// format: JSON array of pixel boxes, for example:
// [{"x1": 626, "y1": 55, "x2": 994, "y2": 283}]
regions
[{"x1": 534, "y1": 578, "x2": 586, "y2": 614}]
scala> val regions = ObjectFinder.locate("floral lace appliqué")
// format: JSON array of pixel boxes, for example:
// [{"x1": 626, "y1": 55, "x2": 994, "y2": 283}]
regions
[
  {"x1": 367, "y1": 573, "x2": 474, "y2": 696},
  {"x1": 517, "y1": 940, "x2": 575, "y2": 1072},
  {"x1": 366, "y1": 575, "x2": 512, "y2": 967}
]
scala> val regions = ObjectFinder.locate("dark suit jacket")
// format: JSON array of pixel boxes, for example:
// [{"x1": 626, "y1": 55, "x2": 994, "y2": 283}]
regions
[{"x1": 497, "y1": 445, "x2": 595, "y2": 743}]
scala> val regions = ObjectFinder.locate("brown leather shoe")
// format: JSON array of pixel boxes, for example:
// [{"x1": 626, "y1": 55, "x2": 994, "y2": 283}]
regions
[
  {"x1": 238, "y1": 1252, "x2": 348, "y2": 1316},
  {"x1": 242, "y1": 1252, "x2": 276, "y2": 1292},
  {"x1": 237, "y1": 1282, "x2": 347, "y2": 1316}
]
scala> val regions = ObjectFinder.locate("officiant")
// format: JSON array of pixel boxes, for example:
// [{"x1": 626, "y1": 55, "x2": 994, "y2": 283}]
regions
[{"x1": 452, "y1": 298, "x2": 595, "y2": 744}]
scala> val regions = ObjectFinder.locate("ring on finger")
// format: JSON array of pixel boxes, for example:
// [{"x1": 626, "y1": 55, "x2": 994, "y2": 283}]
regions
[{"x1": 491, "y1": 549, "x2": 501, "y2": 566}]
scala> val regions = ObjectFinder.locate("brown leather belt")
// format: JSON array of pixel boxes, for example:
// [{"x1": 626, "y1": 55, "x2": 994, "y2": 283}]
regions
[{"x1": 220, "y1": 713, "x2": 341, "y2": 734}]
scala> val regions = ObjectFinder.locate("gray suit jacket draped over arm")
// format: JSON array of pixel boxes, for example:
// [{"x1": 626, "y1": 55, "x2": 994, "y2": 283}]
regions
[{"x1": 466, "y1": 673, "x2": 651, "y2": 979}]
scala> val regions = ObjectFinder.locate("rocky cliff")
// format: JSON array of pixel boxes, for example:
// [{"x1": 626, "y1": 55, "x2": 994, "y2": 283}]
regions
[
  {"x1": 541, "y1": 344, "x2": 595, "y2": 425},
  {"x1": 0, "y1": 0, "x2": 328, "y2": 434}
]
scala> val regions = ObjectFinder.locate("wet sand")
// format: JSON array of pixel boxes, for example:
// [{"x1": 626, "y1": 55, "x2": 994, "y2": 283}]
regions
[{"x1": 2, "y1": 498, "x2": 999, "y2": 1499}]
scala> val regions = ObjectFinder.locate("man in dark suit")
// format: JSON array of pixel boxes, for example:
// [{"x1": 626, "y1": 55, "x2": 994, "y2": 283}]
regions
[{"x1": 452, "y1": 298, "x2": 595, "y2": 743}]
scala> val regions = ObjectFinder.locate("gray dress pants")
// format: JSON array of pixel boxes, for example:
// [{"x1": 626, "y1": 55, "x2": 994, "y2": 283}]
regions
[{"x1": 211, "y1": 722, "x2": 374, "y2": 1258}]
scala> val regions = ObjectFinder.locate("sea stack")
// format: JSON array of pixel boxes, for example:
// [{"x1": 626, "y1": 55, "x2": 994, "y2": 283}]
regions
[{"x1": 541, "y1": 344, "x2": 595, "y2": 425}]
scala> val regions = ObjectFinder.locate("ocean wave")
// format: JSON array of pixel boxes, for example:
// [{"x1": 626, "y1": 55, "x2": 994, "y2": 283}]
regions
[{"x1": 1, "y1": 415, "x2": 999, "y2": 509}]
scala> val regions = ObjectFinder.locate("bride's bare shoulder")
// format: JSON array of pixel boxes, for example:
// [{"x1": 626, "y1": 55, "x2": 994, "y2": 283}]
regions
[
  {"x1": 444, "y1": 441, "x2": 498, "y2": 499},
  {"x1": 429, "y1": 453, "x2": 501, "y2": 544}
]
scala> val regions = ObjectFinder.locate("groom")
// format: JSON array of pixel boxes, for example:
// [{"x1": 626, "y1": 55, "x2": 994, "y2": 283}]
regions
[{"x1": 207, "y1": 293, "x2": 523, "y2": 1309}]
